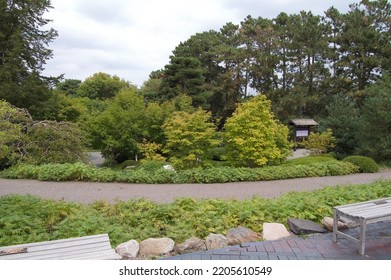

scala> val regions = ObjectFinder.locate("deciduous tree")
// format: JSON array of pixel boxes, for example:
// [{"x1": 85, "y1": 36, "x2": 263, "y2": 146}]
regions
[
  {"x1": 76, "y1": 72, "x2": 132, "y2": 100},
  {"x1": 163, "y1": 109, "x2": 220, "y2": 169},
  {"x1": 223, "y1": 94, "x2": 292, "y2": 167}
]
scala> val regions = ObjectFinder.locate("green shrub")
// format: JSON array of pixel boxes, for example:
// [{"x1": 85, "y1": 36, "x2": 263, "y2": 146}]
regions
[
  {"x1": 121, "y1": 160, "x2": 138, "y2": 169},
  {"x1": 342, "y1": 156, "x2": 379, "y2": 173},
  {"x1": 137, "y1": 160, "x2": 166, "y2": 172},
  {"x1": 284, "y1": 156, "x2": 337, "y2": 166},
  {"x1": 1, "y1": 161, "x2": 359, "y2": 183}
]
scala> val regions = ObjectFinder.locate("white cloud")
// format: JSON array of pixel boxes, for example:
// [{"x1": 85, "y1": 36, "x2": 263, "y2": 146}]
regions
[{"x1": 43, "y1": 0, "x2": 353, "y2": 86}]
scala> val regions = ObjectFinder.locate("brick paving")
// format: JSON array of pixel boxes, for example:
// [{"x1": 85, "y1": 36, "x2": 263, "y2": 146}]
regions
[{"x1": 164, "y1": 221, "x2": 391, "y2": 260}]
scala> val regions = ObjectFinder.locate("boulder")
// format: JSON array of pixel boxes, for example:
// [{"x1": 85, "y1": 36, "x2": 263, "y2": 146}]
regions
[
  {"x1": 321, "y1": 217, "x2": 348, "y2": 232},
  {"x1": 287, "y1": 218, "x2": 327, "y2": 235},
  {"x1": 226, "y1": 226, "x2": 260, "y2": 245},
  {"x1": 174, "y1": 237, "x2": 207, "y2": 254},
  {"x1": 115, "y1": 240, "x2": 139, "y2": 259},
  {"x1": 205, "y1": 233, "x2": 228, "y2": 250},
  {"x1": 262, "y1": 223, "x2": 290, "y2": 240},
  {"x1": 139, "y1": 238, "x2": 175, "y2": 257}
]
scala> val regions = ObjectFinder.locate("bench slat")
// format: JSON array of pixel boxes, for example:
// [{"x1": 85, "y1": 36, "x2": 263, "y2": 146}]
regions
[{"x1": 338, "y1": 204, "x2": 391, "y2": 220}]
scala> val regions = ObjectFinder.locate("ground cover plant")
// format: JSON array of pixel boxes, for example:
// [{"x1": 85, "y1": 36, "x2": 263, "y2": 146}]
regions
[
  {"x1": 0, "y1": 160, "x2": 358, "y2": 184},
  {"x1": 0, "y1": 180, "x2": 390, "y2": 247}
]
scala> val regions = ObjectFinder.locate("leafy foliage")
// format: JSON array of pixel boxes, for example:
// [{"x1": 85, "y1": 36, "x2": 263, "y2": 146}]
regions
[
  {"x1": 223, "y1": 94, "x2": 292, "y2": 167},
  {"x1": 88, "y1": 88, "x2": 146, "y2": 162},
  {"x1": 1, "y1": 180, "x2": 390, "y2": 247},
  {"x1": 302, "y1": 129, "x2": 336, "y2": 156},
  {"x1": 24, "y1": 121, "x2": 86, "y2": 165},
  {"x1": 137, "y1": 140, "x2": 166, "y2": 162},
  {"x1": 342, "y1": 156, "x2": 379, "y2": 173},
  {"x1": 76, "y1": 72, "x2": 132, "y2": 100},
  {"x1": 0, "y1": 101, "x2": 31, "y2": 168},
  {"x1": 163, "y1": 109, "x2": 221, "y2": 169},
  {"x1": 1, "y1": 161, "x2": 358, "y2": 183},
  {"x1": 0, "y1": 101, "x2": 85, "y2": 167}
]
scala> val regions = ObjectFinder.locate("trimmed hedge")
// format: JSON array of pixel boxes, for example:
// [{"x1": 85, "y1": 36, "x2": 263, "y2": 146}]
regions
[
  {"x1": 284, "y1": 156, "x2": 337, "y2": 166},
  {"x1": 1, "y1": 161, "x2": 359, "y2": 184},
  {"x1": 342, "y1": 156, "x2": 379, "y2": 173}
]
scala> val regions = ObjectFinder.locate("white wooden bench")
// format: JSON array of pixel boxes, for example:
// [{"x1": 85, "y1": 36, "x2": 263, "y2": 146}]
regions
[
  {"x1": 332, "y1": 197, "x2": 391, "y2": 255},
  {"x1": 0, "y1": 233, "x2": 121, "y2": 260}
]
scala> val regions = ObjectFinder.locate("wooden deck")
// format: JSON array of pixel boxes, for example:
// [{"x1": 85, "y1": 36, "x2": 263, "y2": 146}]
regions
[
  {"x1": 332, "y1": 197, "x2": 391, "y2": 255},
  {"x1": 0, "y1": 234, "x2": 121, "y2": 260}
]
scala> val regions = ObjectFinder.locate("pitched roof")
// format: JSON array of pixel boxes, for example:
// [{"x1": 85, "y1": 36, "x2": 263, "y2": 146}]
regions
[{"x1": 289, "y1": 119, "x2": 319, "y2": 126}]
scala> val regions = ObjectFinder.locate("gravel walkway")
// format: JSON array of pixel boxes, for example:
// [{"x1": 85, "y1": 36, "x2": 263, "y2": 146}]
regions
[{"x1": 1, "y1": 169, "x2": 391, "y2": 204}]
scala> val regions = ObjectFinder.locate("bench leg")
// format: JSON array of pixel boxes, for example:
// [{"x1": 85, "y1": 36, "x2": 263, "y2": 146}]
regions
[
  {"x1": 359, "y1": 219, "x2": 367, "y2": 255},
  {"x1": 332, "y1": 209, "x2": 338, "y2": 242}
]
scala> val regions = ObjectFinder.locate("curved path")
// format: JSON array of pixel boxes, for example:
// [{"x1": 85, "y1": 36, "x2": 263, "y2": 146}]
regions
[{"x1": 1, "y1": 169, "x2": 391, "y2": 204}]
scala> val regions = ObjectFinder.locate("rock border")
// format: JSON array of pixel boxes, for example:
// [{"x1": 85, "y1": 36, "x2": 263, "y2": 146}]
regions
[{"x1": 114, "y1": 217, "x2": 354, "y2": 259}]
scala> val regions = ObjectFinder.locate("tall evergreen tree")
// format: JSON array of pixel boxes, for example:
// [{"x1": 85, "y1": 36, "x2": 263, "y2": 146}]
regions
[
  {"x1": 0, "y1": 0, "x2": 58, "y2": 117},
  {"x1": 333, "y1": 0, "x2": 391, "y2": 91},
  {"x1": 160, "y1": 56, "x2": 208, "y2": 108}
]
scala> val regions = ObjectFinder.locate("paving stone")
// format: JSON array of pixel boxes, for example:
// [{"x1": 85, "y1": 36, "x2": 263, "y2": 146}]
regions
[{"x1": 162, "y1": 221, "x2": 391, "y2": 260}]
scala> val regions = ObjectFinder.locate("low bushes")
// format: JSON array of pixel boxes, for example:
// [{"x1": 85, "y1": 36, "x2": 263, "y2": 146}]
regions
[
  {"x1": 283, "y1": 156, "x2": 337, "y2": 166},
  {"x1": 1, "y1": 161, "x2": 359, "y2": 183},
  {"x1": 1, "y1": 180, "x2": 390, "y2": 247},
  {"x1": 342, "y1": 156, "x2": 379, "y2": 173}
]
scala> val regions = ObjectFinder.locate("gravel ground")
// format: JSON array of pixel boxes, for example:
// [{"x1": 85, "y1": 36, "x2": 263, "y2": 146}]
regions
[{"x1": 1, "y1": 169, "x2": 391, "y2": 204}]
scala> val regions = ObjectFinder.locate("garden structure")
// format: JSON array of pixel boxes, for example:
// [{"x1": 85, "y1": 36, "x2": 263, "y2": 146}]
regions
[{"x1": 289, "y1": 119, "x2": 319, "y2": 150}]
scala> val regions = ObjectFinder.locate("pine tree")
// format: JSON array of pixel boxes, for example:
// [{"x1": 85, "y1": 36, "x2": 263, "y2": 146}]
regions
[{"x1": 0, "y1": 0, "x2": 58, "y2": 117}]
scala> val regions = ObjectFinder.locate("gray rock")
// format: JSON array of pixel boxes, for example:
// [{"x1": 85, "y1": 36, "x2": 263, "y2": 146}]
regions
[
  {"x1": 226, "y1": 226, "x2": 260, "y2": 245},
  {"x1": 288, "y1": 218, "x2": 327, "y2": 235},
  {"x1": 205, "y1": 233, "x2": 228, "y2": 250},
  {"x1": 139, "y1": 238, "x2": 175, "y2": 257},
  {"x1": 115, "y1": 240, "x2": 139, "y2": 259},
  {"x1": 321, "y1": 217, "x2": 348, "y2": 232},
  {"x1": 262, "y1": 223, "x2": 291, "y2": 240},
  {"x1": 174, "y1": 237, "x2": 207, "y2": 254}
]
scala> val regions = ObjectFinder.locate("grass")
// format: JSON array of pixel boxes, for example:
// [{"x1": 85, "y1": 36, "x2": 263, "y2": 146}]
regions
[{"x1": 1, "y1": 180, "x2": 390, "y2": 247}]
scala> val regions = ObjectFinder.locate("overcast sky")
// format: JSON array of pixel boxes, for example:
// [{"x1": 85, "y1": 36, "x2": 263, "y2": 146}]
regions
[{"x1": 43, "y1": 0, "x2": 354, "y2": 87}]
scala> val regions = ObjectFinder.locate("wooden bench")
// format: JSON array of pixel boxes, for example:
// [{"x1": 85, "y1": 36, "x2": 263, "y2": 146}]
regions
[
  {"x1": 0, "y1": 233, "x2": 121, "y2": 260},
  {"x1": 332, "y1": 197, "x2": 391, "y2": 255}
]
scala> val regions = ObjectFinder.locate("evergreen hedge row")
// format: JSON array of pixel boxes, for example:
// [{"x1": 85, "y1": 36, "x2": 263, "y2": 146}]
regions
[{"x1": 1, "y1": 161, "x2": 359, "y2": 184}]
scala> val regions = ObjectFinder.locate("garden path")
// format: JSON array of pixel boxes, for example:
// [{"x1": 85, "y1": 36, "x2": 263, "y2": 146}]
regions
[{"x1": 1, "y1": 169, "x2": 391, "y2": 204}]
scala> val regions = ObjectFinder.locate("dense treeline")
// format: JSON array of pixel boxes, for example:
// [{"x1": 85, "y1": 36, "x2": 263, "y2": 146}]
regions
[
  {"x1": 1, "y1": 0, "x2": 391, "y2": 168},
  {"x1": 147, "y1": 0, "x2": 390, "y2": 123}
]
